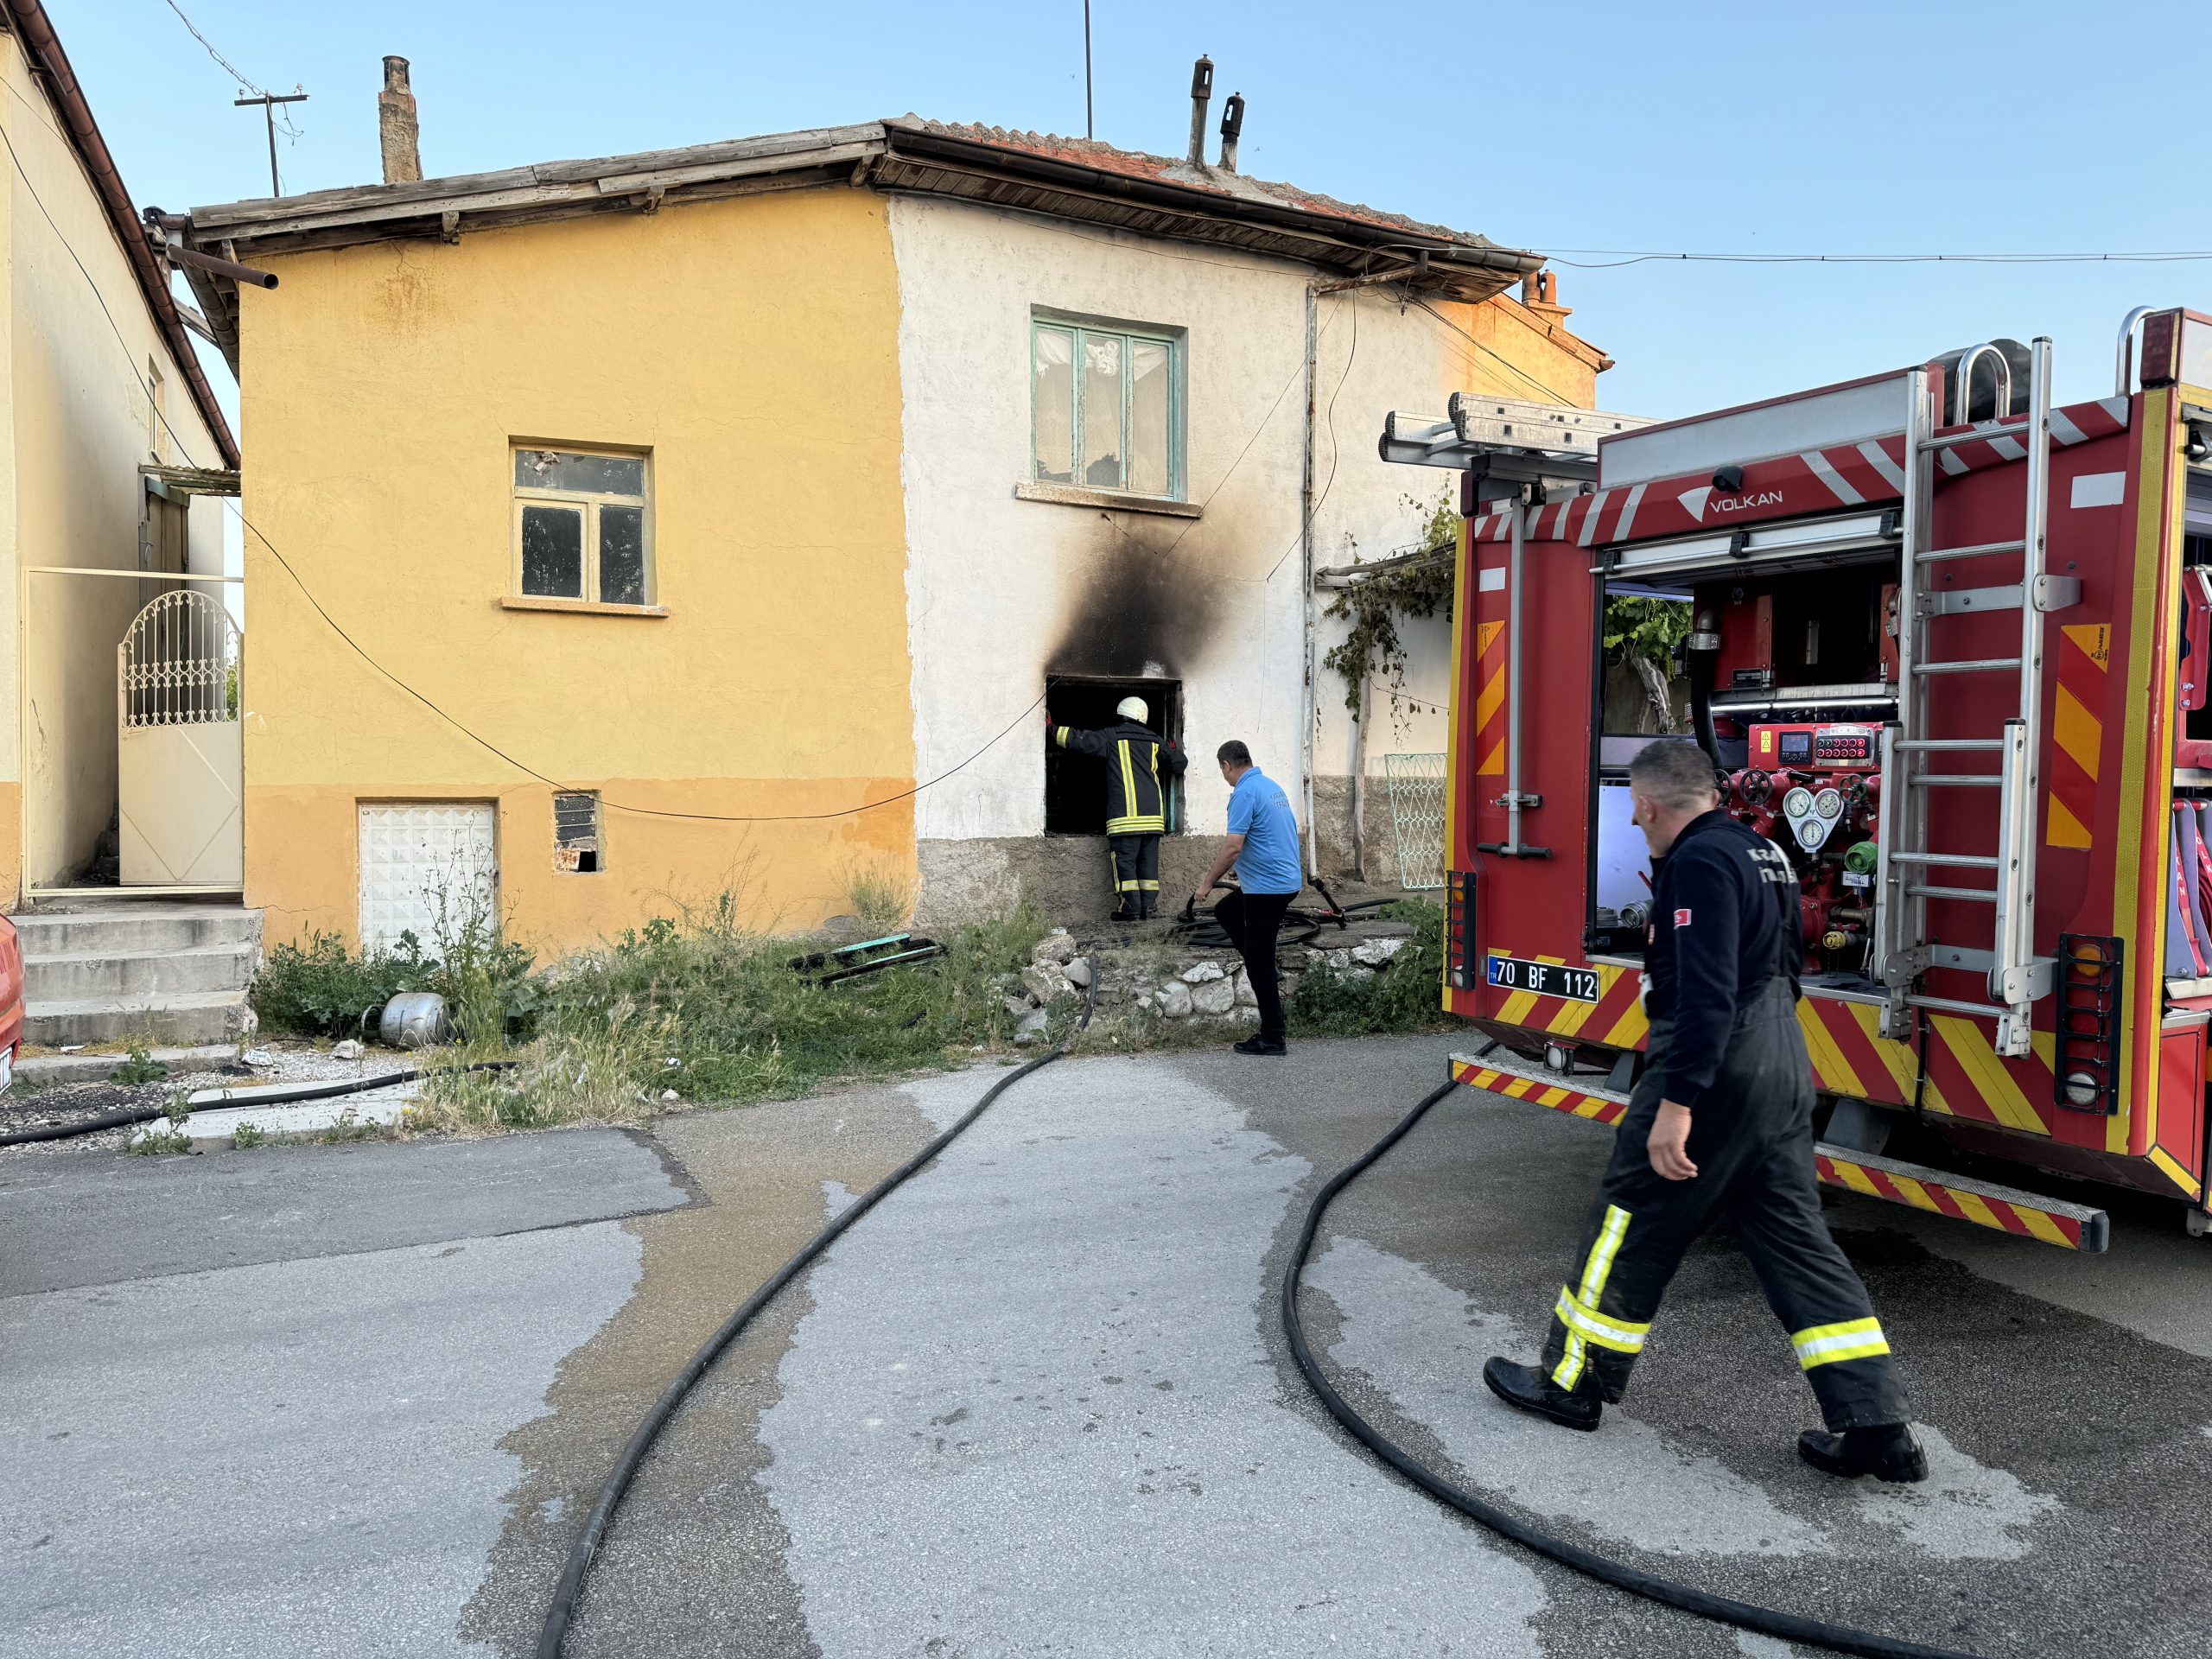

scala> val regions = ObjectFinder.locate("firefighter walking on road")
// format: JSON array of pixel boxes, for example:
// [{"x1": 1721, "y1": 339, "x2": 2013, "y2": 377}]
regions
[
  {"x1": 1484, "y1": 739, "x2": 1928, "y2": 1484},
  {"x1": 1052, "y1": 696, "x2": 1185, "y2": 922}
]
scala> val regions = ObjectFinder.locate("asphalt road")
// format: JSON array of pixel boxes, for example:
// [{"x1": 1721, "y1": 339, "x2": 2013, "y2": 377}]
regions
[{"x1": 4, "y1": 1035, "x2": 2209, "y2": 1658}]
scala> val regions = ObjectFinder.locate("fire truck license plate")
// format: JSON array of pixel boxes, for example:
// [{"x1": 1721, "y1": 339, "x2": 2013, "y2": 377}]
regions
[{"x1": 1486, "y1": 956, "x2": 1600, "y2": 1001}]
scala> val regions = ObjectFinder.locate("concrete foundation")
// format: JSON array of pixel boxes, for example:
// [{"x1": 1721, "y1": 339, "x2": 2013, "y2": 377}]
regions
[{"x1": 916, "y1": 836, "x2": 1221, "y2": 927}]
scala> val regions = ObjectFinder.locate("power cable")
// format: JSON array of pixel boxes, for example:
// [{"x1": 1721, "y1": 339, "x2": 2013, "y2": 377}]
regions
[
  {"x1": 1411, "y1": 296, "x2": 1578, "y2": 404},
  {"x1": 159, "y1": 0, "x2": 303, "y2": 137},
  {"x1": 0, "y1": 113, "x2": 1052, "y2": 827},
  {"x1": 1546, "y1": 247, "x2": 2212, "y2": 269},
  {"x1": 1281, "y1": 1076, "x2": 1983, "y2": 1659}
]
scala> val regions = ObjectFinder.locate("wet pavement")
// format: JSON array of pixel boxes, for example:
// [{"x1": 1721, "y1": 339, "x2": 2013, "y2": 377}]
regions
[{"x1": 3, "y1": 1033, "x2": 2209, "y2": 1656}]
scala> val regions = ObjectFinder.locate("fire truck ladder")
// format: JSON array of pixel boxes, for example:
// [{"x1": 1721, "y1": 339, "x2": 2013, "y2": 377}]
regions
[{"x1": 1875, "y1": 339, "x2": 2070, "y2": 1058}]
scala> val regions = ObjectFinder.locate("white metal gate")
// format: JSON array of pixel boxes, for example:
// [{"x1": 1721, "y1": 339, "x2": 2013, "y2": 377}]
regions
[{"x1": 117, "y1": 588, "x2": 242, "y2": 887}]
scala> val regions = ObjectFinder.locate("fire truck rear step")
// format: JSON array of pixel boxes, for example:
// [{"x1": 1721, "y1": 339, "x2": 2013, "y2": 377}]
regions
[{"x1": 1448, "y1": 1049, "x2": 2109, "y2": 1252}]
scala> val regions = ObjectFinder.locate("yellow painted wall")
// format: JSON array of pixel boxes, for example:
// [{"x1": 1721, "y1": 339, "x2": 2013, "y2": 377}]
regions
[
  {"x1": 238, "y1": 188, "x2": 912, "y2": 954},
  {"x1": 2, "y1": 34, "x2": 225, "y2": 900}
]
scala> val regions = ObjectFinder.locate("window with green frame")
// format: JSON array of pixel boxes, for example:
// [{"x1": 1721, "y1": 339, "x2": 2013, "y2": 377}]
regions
[{"x1": 1031, "y1": 319, "x2": 1181, "y2": 499}]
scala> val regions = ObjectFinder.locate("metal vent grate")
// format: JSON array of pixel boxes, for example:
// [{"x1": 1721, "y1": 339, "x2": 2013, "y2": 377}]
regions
[{"x1": 555, "y1": 791, "x2": 601, "y2": 874}]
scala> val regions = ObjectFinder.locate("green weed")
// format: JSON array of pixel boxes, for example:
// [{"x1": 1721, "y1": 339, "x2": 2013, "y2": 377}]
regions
[
  {"x1": 108, "y1": 1042, "x2": 168, "y2": 1085},
  {"x1": 230, "y1": 1121, "x2": 267, "y2": 1150},
  {"x1": 1287, "y1": 900, "x2": 1451, "y2": 1038}
]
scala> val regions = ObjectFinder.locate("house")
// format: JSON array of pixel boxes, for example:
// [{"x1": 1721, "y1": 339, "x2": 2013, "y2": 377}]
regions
[
  {"x1": 177, "y1": 60, "x2": 1608, "y2": 956},
  {"x1": 0, "y1": 1, "x2": 265, "y2": 1047},
  {"x1": 0, "y1": 0, "x2": 238, "y2": 906}
]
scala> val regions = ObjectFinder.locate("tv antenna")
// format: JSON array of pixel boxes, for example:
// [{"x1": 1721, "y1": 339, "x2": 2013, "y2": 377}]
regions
[{"x1": 236, "y1": 90, "x2": 309, "y2": 197}]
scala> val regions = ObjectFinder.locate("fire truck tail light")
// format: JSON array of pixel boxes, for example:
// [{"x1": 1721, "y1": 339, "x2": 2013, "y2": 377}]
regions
[{"x1": 2063, "y1": 1071, "x2": 2099, "y2": 1109}]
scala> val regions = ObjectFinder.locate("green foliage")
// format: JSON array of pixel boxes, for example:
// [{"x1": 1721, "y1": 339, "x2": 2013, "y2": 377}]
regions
[
  {"x1": 231, "y1": 1121, "x2": 267, "y2": 1150},
  {"x1": 1602, "y1": 594, "x2": 1693, "y2": 671},
  {"x1": 1287, "y1": 901, "x2": 1452, "y2": 1038},
  {"x1": 250, "y1": 900, "x2": 536, "y2": 1043},
  {"x1": 414, "y1": 894, "x2": 1060, "y2": 1131},
  {"x1": 251, "y1": 931, "x2": 437, "y2": 1038},
  {"x1": 1322, "y1": 492, "x2": 1459, "y2": 718},
  {"x1": 109, "y1": 1042, "x2": 168, "y2": 1085}
]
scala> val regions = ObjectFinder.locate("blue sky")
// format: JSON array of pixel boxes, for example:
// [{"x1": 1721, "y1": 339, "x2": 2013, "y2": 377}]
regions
[{"x1": 51, "y1": 0, "x2": 2212, "y2": 429}]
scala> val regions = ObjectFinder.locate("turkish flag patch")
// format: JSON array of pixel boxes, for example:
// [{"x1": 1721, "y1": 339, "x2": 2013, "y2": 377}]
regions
[{"x1": 1674, "y1": 907, "x2": 1693, "y2": 926}]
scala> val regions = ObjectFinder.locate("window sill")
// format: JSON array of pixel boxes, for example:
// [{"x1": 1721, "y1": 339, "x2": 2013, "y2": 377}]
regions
[
  {"x1": 1014, "y1": 481, "x2": 1201, "y2": 519},
  {"x1": 500, "y1": 595, "x2": 669, "y2": 618}
]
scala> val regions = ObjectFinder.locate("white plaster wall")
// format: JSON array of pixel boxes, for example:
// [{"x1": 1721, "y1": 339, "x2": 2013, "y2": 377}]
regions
[
  {"x1": 3, "y1": 34, "x2": 225, "y2": 890},
  {"x1": 891, "y1": 196, "x2": 1481, "y2": 846}
]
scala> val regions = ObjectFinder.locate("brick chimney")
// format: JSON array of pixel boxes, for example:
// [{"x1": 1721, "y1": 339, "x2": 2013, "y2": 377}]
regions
[
  {"x1": 378, "y1": 56, "x2": 422, "y2": 184},
  {"x1": 1519, "y1": 269, "x2": 1571, "y2": 327}
]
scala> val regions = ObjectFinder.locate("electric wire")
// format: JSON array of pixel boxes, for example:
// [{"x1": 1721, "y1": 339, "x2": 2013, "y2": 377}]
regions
[
  {"x1": 1281, "y1": 1077, "x2": 1982, "y2": 1659},
  {"x1": 159, "y1": 0, "x2": 304, "y2": 137},
  {"x1": 534, "y1": 963, "x2": 1101, "y2": 1658},
  {"x1": 0, "y1": 111, "x2": 1055, "y2": 828},
  {"x1": 1546, "y1": 247, "x2": 2212, "y2": 269}
]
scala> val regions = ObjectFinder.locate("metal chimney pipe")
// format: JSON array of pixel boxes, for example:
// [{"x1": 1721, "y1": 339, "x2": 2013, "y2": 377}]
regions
[
  {"x1": 1218, "y1": 92, "x2": 1244, "y2": 172},
  {"x1": 378, "y1": 55, "x2": 422, "y2": 185},
  {"x1": 1186, "y1": 56, "x2": 1213, "y2": 166}
]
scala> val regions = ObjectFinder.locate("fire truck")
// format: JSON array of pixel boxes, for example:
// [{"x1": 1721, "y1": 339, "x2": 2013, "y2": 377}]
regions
[{"x1": 1381, "y1": 306, "x2": 2212, "y2": 1253}]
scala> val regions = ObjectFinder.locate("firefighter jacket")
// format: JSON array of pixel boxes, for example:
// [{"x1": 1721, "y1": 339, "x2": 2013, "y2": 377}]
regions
[
  {"x1": 1052, "y1": 720, "x2": 1186, "y2": 836},
  {"x1": 1644, "y1": 809, "x2": 1802, "y2": 1110}
]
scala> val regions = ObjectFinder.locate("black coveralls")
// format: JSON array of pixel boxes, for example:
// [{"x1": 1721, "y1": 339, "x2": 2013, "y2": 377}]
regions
[
  {"x1": 1052, "y1": 719, "x2": 1186, "y2": 916},
  {"x1": 1540, "y1": 810, "x2": 1909, "y2": 1432}
]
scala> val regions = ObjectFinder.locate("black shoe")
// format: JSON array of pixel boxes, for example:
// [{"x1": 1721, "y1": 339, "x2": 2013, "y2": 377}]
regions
[
  {"x1": 1482, "y1": 1357, "x2": 1601, "y2": 1432},
  {"x1": 1797, "y1": 1423, "x2": 1929, "y2": 1484},
  {"x1": 1232, "y1": 1034, "x2": 1287, "y2": 1056},
  {"x1": 1109, "y1": 906, "x2": 1139, "y2": 925}
]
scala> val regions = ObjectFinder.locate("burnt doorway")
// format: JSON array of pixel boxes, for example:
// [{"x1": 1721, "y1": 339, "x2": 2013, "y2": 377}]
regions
[{"x1": 1045, "y1": 677, "x2": 1182, "y2": 835}]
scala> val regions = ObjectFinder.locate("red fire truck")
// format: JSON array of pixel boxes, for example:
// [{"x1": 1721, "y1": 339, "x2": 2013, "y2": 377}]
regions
[{"x1": 1382, "y1": 307, "x2": 2212, "y2": 1252}]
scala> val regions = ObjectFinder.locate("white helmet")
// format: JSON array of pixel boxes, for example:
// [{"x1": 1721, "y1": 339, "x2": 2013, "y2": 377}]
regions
[{"x1": 1116, "y1": 696, "x2": 1149, "y2": 723}]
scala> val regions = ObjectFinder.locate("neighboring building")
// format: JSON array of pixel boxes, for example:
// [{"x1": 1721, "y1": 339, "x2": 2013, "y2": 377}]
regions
[
  {"x1": 180, "y1": 71, "x2": 1606, "y2": 953},
  {"x1": 0, "y1": 1, "x2": 238, "y2": 909}
]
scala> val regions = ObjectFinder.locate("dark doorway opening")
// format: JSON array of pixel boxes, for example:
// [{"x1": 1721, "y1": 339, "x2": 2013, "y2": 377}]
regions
[{"x1": 1044, "y1": 677, "x2": 1182, "y2": 835}]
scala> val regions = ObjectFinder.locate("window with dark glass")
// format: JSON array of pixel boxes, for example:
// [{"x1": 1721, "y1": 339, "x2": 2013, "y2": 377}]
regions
[{"x1": 511, "y1": 446, "x2": 652, "y2": 604}]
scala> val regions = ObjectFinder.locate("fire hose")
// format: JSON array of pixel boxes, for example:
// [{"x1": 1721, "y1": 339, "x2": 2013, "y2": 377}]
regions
[{"x1": 1281, "y1": 1067, "x2": 1982, "y2": 1659}]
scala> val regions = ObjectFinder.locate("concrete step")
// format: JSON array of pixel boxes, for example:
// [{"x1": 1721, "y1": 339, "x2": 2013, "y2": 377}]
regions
[
  {"x1": 12, "y1": 905, "x2": 263, "y2": 960},
  {"x1": 23, "y1": 941, "x2": 257, "y2": 1002},
  {"x1": 24, "y1": 989, "x2": 253, "y2": 1048}
]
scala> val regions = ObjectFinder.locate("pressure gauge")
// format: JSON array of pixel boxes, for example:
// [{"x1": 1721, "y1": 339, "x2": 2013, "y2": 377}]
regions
[
  {"x1": 1813, "y1": 788, "x2": 1844, "y2": 822},
  {"x1": 1782, "y1": 786, "x2": 1814, "y2": 820},
  {"x1": 1795, "y1": 815, "x2": 1832, "y2": 852}
]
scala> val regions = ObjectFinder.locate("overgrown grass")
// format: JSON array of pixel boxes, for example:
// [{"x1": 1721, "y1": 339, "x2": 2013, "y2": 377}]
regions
[
  {"x1": 410, "y1": 894, "x2": 1058, "y2": 1135},
  {"x1": 251, "y1": 920, "x2": 536, "y2": 1042},
  {"x1": 1287, "y1": 899, "x2": 1451, "y2": 1038}
]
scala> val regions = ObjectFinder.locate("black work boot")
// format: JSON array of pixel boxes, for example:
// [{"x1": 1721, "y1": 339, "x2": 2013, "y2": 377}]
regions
[
  {"x1": 1232, "y1": 1033, "x2": 1287, "y2": 1057},
  {"x1": 1482, "y1": 1357, "x2": 1602, "y2": 1432},
  {"x1": 1797, "y1": 1423, "x2": 1929, "y2": 1484},
  {"x1": 1139, "y1": 893, "x2": 1158, "y2": 920},
  {"x1": 1109, "y1": 904, "x2": 1138, "y2": 925}
]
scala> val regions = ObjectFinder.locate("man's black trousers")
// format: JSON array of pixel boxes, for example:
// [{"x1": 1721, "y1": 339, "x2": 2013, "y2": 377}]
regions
[
  {"x1": 1213, "y1": 889, "x2": 1293, "y2": 1041},
  {"x1": 1108, "y1": 835, "x2": 1160, "y2": 916},
  {"x1": 1538, "y1": 977, "x2": 1909, "y2": 1431}
]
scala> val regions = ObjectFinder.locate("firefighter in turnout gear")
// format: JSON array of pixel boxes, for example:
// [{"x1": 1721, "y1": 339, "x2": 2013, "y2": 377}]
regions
[
  {"x1": 1052, "y1": 697, "x2": 1186, "y2": 922},
  {"x1": 1484, "y1": 740, "x2": 1928, "y2": 1484}
]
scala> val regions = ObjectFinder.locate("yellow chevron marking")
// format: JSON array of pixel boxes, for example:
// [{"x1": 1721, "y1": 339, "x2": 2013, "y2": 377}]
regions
[
  {"x1": 1535, "y1": 1087, "x2": 1570, "y2": 1109},
  {"x1": 2046, "y1": 794, "x2": 2092, "y2": 850},
  {"x1": 2053, "y1": 683, "x2": 2101, "y2": 780},
  {"x1": 1475, "y1": 665, "x2": 1505, "y2": 730},
  {"x1": 1493, "y1": 955, "x2": 1562, "y2": 1027},
  {"x1": 2148, "y1": 1146, "x2": 2202, "y2": 1198},
  {"x1": 2060, "y1": 621, "x2": 2110, "y2": 669},
  {"x1": 1502, "y1": 1077, "x2": 1535, "y2": 1099},
  {"x1": 1843, "y1": 1002, "x2": 1950, "y2": 1116},
  {"x1": 1950, "y1": 1190, "x2": 2006, "y2": 1232},
  {"x1": 2017, "y1": 1208, "x2": 2072, "y2": 1248},
  {"x1": 1600, "y1": 1001, "x2": 1649, "y2": 1050},
  {"x1": 1545, "y1": 965, "x2": 1625, "y2": 1039},
  {"x1": 1885, "y1": 1174, "x2": 1942, "y2": 1215},
  {"x1": 1796, "y1": 1004, "x2": 1866, "y2": 1097},
  {"x1": 1477, "y1": 739, "x2": 1504, "y2": 778},
  {"x1": 1832, "y1": 1160, "x2": 1883, "y2": 1198},
  {"x1": 1476, "y1": 620, "x2": 1506, "y2": 658},
  {"x1": 1932, "y1": 1016, "x2": 2049, "y2": 1135}
]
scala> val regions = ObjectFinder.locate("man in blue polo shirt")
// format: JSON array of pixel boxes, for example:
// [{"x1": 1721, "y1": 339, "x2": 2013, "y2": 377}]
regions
[{"x1": 1192, "y1": 740, "x2": 1304, "y2": 1056}]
